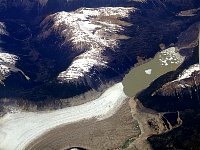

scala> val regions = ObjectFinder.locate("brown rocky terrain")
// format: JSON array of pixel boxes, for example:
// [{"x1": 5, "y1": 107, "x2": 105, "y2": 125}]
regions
[{"x1": 26, "y1": 98, "x2": 179, "y2": 150}]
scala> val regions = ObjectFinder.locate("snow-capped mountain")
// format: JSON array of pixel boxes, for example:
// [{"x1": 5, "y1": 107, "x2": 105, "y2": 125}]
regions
[
  {"x1": 0, "y1": 21, "x2": 30, "y2": 86},
  {"x1": 0, "y1": 52, "x2": 18, "y2": 80},
  {"x1": 149, "y1": 20, "x2": 200, "y2": 98},
  {"x1": 0, "y1": 0, "x2": 199, "y2": 108},
  {"x1": 39, "y1": 7, "x2": 135, "y2": 83},
  {"x1": 0, "y1": 1, "x2": 199, "y2": 149},
  {"x1": 0, "y1": 22, "x2": 18, "y2": 84},
  {"x1": 152, "y1": 63, "x2": 199, "y2": 97},
  {"x1": 177, "y1": 64, "x2": 199, "y2": 81}
]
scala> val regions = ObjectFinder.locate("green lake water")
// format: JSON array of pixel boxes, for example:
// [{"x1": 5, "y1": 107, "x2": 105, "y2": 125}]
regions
[{"x1": 122, "y1": 47, "x2": 184, "y2": 97}]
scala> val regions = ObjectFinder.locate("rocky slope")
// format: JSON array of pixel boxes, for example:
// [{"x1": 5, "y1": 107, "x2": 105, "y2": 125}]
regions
[
  {"x1": 153, "y1": 64, "x2": 199, "y2": 98},
  {"x1": 0, "y1": 22, "x2": 30, "y2": 86},
  {"x1": 38, "y1": 7, "x2": 135, "y2": 84},
  {"x1": 151, "y1": 21, "x2": 199, "y2": 99},
  {"x1": 0, "y1": 51, "x2": 19, "y2": 85},
  {"x1": 0, "y1": 0, "x2": 199, "y2": 110}
]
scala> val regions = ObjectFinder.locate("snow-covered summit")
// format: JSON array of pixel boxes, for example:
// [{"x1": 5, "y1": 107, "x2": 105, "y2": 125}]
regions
[{"x1": 39, "y1": 7, "x2": 134, "y2": 82}]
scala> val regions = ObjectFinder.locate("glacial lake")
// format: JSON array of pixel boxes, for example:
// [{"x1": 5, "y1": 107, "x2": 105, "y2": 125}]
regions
[{"x1": 122, "y1": 47, "x2": 184, "y2": 97}]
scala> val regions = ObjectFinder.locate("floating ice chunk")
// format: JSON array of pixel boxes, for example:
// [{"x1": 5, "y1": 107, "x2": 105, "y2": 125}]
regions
[{"x1": 145, "y1": 69, "x2": 152, "y2": 75}]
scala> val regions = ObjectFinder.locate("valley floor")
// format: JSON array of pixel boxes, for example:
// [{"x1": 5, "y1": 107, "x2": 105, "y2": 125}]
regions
[{"x1": 0, "y1": 83, "x2": 127, "y2": 150}]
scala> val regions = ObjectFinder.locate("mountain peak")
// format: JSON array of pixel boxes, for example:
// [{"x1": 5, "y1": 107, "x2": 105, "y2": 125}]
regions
[{"x1": 39, "y1": 7, "x2": 135, "y2": 82}]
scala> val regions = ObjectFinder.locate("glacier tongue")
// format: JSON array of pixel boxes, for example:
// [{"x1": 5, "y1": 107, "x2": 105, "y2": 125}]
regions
[{"x1": 39, "y1": 7, "x2": 134, "y2": 82}]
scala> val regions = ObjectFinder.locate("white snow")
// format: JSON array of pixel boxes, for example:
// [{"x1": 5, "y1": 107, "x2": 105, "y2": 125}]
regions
[
  {"x1": 0, "y1": 22, "x2": 8, "y2": 35},
  {"x1": 40, "y1": 7, "x2": 134, "y2": 81},
  {"x1": 0, "y1": 83, "x2": 127, "y2": 150},
  {"x1": 0, "y1": 51, "x2": 30, "y2": 83},
  {"x1": 177, "y1": 64, "x2": 200, "y2": 81},
  {"x1": 145, "y1": 69, "x2": 152, "y2": 75},
  {"x1": 159, "y1": 47, "x2": 185, "y2": 66},
  {"x1": 177, "y1": 84, "x2": 191, "y2": 88},
  {"x1": 0, "y1": 52, "x2": 18, "y2": 65},
  {"x1": 78, "y1": 7, "x2": 133, "y2": 18},
  {"x1": 0, "y1": 52, "x2": 19, "y2": 78},
  {"x1": 58, "y1": 47, "x2": 108, "y2": 80},
  {"x1": 0, "y1": 64, "x2": 10, "y2": 76}
]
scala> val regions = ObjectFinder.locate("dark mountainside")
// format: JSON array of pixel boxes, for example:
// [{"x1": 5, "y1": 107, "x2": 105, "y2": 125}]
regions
[
  {"x1": 137, "y1": 23, "x2": 200, "y2": 150},
  {"x1": 0, "y1": 0, "x2": 200, "y2": 149},
  {"x1": 0, "y1": 0, "x2": 199, "y2": 108}
]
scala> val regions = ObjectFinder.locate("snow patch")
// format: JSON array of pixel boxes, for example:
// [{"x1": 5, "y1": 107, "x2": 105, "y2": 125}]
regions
[
  {"x1": 0, "y1": 64, "x2": 10, "y2": 76},
  {"x1": 0, "y1": 22, "x2": 8, "y2": 35},
  {"x1": 177, "y1": 64, "x2": 200, "y2": 81},
  {"x1": 0, "y1": 52, "x2": 19, "y2": 79},
  {"x1": 0, "y1": 52, "x2": 18, "y2": 65}
]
